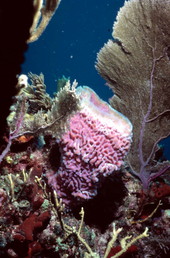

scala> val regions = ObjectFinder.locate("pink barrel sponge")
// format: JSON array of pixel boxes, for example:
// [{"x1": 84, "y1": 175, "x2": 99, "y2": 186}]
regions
[{"x1": 48, "y1": 86, "x2": 132, "y2": 206}]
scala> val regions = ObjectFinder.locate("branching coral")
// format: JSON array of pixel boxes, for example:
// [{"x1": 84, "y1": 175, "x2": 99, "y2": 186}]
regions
[
  {"x1": 104, "y1": 223, "x2": 149, "y2": 258},
  {"x1": 96, "y1": 0, "x2": 170, "y2": 188}
]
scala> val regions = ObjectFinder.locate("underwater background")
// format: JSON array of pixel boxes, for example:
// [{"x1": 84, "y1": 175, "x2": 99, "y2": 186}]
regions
[
  {"x1": 22, "y1": 0, "x2": 125, "y2": 100},
  {"x1": 22, "y1": 0, "x2": 170, "y2": 159}
]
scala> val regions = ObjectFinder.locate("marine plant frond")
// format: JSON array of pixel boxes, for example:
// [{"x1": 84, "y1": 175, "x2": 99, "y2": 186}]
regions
[{"x1": 28, "y1": 0, "x2": 61, "y2": 43}]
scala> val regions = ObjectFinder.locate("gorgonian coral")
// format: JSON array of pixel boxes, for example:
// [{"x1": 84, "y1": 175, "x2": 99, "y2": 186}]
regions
[
  {"x1": 96, "y1": 0, "x2": 170, "y2": 188},
  {"x1": 48, "y1": 86, "x2": 132, "y2": 206},
  {"x1": 28, "y1": 0, "x2": 61, "y2": 43}
]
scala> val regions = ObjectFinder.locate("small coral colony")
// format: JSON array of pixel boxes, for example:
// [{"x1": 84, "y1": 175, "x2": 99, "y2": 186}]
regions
[{"x1": 0, "y1": 0, "x2": 170, "y2": 257}]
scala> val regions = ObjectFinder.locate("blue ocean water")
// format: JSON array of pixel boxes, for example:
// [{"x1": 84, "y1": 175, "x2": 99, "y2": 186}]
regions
[
  {"x1": 22, "y1": 0, "x2": 170, "y2": 160},
  {"x1": 22, "y1": 0, "x2": 125, "y2": 101}
]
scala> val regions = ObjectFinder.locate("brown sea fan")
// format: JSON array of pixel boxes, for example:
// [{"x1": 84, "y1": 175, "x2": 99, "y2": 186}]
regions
[{"x1": 96, "y1": 0, "x2": 170, "y2": 187}]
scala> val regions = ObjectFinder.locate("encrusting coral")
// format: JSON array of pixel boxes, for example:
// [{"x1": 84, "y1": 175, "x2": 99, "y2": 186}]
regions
[{"x1": 96, "y1": 0, "x2": 170, "y2": 188}]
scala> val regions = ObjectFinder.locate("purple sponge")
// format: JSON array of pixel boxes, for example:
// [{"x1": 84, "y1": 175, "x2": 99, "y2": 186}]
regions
[{"x1": 48, "y1": 87, "x2": 132, "y2": 206}]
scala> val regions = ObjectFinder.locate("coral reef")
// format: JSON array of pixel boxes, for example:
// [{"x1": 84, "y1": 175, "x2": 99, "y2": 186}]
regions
[
  {"x1": 0, "y1": 0, "x2": 170, "y2": 257},
  {"x1": 96, "y1": 0, "x2": 170, "y2": 188},
  {"x1": 0, "y1": 70, "x2": 169, "y2": 257}
]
